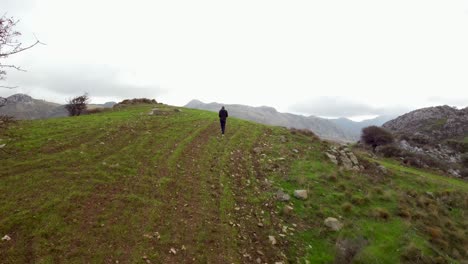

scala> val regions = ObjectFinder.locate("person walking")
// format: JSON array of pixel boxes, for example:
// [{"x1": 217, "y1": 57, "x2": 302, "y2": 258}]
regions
[{"x1": 218, "y1": 106, "x2": 228, "y2": 135}]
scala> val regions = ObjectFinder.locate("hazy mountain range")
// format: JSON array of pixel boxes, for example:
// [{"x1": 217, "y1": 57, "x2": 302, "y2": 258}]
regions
[
  {"x1": 185, "y1": 99, "x2": 395, "y2": 142},
  {"x1": 0, "y1": 94, "x2": 115, "y2": 120},
  {"x1": 1, "y1": 94, "x2": 396, "y2": 141}
]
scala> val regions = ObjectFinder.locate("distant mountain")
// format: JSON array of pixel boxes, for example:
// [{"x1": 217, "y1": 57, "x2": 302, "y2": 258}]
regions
[
  {"x1": 383, "y1": 105, "x2": 468, "y2": 141},
  {"x1": 0, "y1": 94, "x2": 116, "y2": 120},
  {"x1": 0, "y1": 94, "x2": 66, "y2": 119},
  {"x1": 381, "y1": 105, "x2": 468, "y2": 178},
  {"x1": 329, "y1": 115, "x2": 395, "y2": 140},
  {"x1": 185, "y1": 99, "x2": 357, "y2": 142}
]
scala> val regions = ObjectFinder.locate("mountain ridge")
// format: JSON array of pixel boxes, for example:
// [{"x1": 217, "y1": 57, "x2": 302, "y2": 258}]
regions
[{"x1": 185, "y1": 99, "x2": 392, "y2": 142}]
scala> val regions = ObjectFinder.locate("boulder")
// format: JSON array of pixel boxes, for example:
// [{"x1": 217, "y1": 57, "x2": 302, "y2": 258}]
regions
[
  {"x1": 348, "y1": 152, "x2": 359, "y2": 165},
  {"x1": 293, "y1": 190, "x2": 308, "y2": 200},
  {"x1": 324, "y1": 217, "x2": 343, "y2": 231},
  {"x1": 341, "y1": 156, "x2": 354, "y2": 170}
]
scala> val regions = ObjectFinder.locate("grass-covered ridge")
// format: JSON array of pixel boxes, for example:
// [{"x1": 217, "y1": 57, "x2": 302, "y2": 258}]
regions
[{"x1": 0, "y1": 104, "x2": 467, "y2": 263}]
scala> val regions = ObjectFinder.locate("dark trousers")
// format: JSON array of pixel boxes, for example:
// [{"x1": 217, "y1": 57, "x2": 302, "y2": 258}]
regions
[{"x1": 220, "y1": 119, "x2": 226, "y2": 134}]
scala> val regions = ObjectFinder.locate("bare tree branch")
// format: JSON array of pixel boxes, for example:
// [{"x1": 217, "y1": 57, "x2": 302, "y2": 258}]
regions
[{"x1": 0, "y1": 15, "x2": 43, "y2": 88}]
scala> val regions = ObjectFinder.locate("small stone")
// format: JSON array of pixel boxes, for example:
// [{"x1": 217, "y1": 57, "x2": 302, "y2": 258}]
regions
[
  {"x1": 294, "y1": 190, "x2": 308, "y2": 200},
  {"x1": 324, "y1": 217, "x2": 343, "y2": 231},
  {"x1": 0, "y1": 144, "x2": 6, "y2": 149},
  {"x1": 276, "y1": 190, "x2": 290, "y2": 202},
  {"x1": 2, "y1": 235, "x2": 11, "y2": 241},
  {"x1": 257, "y1": 222, "x2": 264, "y2": 227},
  {"x1": 292, "y1": 149, "x2": 299, "y2": 153},
  {"x1": 282, "y1": 205, "x2": 294, "y2": 215},
  {"x1": 269, "y1": 235, "x2": 277, "y2": 245},
  {"x1": 170, "y1": 248, "x2": 177, "y2": 255}
]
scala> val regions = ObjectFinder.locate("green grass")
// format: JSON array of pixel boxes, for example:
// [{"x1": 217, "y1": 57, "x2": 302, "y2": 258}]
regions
[{"x1": 1, "y1": 104, "x2": 467, "y2": 263}]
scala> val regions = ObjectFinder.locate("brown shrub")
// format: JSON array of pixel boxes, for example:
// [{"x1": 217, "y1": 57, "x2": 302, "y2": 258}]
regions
[
  {"x1": 378, "y1": 144, "x2": 404, "y2": 158},
  {"x1": 341, "y1": 202, "x2": 353, "y2": 213},
  {"x1": 373, "y1": 208, "x2": 390, "y2": 220},
  {"x1": 0, "y1": 115, "x2": 16, "y2": 130},
  {"x1": 289, "y1": 128, "x2": 318, "y2": 139},
  {"x1": 85, "y1": 108, "x2": 106, "y2": 115},
  {"x1": 426, "y1": 226, "x2": 443, "y2": 240}
]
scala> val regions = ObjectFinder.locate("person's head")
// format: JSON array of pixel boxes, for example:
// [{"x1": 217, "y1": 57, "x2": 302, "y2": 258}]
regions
[{"x1": 221, "y1": 106, "x2": 225, "y2": 110}]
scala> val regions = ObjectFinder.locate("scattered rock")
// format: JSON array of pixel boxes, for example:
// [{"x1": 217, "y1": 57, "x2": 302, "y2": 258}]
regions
[
  {"x1": 348, "y1": 152, "x2": 359, "y2": 165},
  {"x1": 0, "y1": 144, "x2": 6, "y2": 149},
  {"x1": 257, "y1": 222, "x2": 264, "y2": 227},
  {"x1": 377, "y1": 165, "x2": 388, "y2": 174},
  {"x1": 335, "y1": 237, "x2": 368, "y2": 264},
  {"x1": 1, "y1": 235, "x2": 11, "y2": 241},
  {"x1": 292, "y1": 149, "x2": 299, "y2": 154},
  {"x1": 275, "y1": 190, "x2": 290, "y2": 202},
  {"x1": 253, "y1": 147, "x2": 262, "y2": 154},
  {"x1": 282, "y1": 205, "x2": 294, "y2": 215},
  {"x1": 169, "y1": 248, "x2": 177, "y2": 255},
  {"x1": 324, "y1": 217, "x2": 343, "y2": 231},
  {"x1": 268, "y1": 235, "x2": 277, "y2": 245},
  {"x1": 293, "y1": 190, "x2": 308, "y2": 200},
  {"x1": 280, "y1": 136, "x2": 287, "y2": 143},
  {"x1": 325, "y1": 152, "x2": 338, "y2": 165}
]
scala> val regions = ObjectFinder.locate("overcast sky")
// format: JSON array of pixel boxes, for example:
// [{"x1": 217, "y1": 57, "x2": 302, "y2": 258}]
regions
[{"x1": 1, "y1": 0, "x2": 467, "y2": 120}]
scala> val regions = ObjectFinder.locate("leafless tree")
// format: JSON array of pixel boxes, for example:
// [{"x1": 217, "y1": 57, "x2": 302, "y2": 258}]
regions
[
  {"x1": 65, "y1": 94, "x2": 90, "y2": 116},
  {"x1": 1, "y1": 14, "x2": 44, "y2": 89}
]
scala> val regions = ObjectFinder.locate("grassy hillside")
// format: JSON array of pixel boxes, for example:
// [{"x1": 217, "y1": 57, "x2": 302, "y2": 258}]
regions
[{"x1": 0, "y1": 104, "x2": 467, "y2": 263}]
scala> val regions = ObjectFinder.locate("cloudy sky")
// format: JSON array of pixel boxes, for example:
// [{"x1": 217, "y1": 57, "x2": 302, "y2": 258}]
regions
[{"x1": 1, "y1": 0, "x2": 467, "y2": 120}]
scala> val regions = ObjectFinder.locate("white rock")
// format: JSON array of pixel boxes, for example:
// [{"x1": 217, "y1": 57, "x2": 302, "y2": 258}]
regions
[
  {"x1": 294, "y1": 190, "x2": 308, "y2": 200},
  {"x1": 269, "y1": 235, "x2": 277, "y2": 245},
  {"x1": 324, "y1": 217, "x2": 343, "y2": 231},
  {"x1": 0, "y1": 144, "x2": 5, "y2": 149},
  {"x1": 2, "y1": 235, "x2": 11, "y2": 241}
]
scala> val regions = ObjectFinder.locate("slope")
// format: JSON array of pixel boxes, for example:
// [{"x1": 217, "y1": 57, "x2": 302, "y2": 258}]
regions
[{"x1": 0, "y1": 104, "x2": 467, "y2": 263}]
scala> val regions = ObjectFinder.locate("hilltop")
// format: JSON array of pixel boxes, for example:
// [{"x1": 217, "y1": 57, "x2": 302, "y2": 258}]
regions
[
  {"x1": 383, "y1": 105, "x2": 468, "y2": 141},
  {"x1": 0, "y1": 104, "x2": 467, "y2": 263},
  {"x1": 381, "y1": 105, "x2": 468, "y2": 178}
]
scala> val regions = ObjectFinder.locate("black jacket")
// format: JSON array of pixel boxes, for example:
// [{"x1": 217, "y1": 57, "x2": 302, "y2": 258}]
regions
[{"x1": 219, "y1": 109, "x2": 228, "y2": 121}]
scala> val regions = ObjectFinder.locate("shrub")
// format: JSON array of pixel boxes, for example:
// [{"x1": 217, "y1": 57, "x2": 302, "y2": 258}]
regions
[
  {"x1": 461, "y1": 153, "x2": 468, "y2": 168},
  {"x1": 373, "y1": 208, "x2": 390, "y2": 220},
  {"x1": 289, "y1": 128, "x2": 318, "y2": 139},
  {"x1": 114, "y1": 98, "x2": 158, "y2": 108},
  {"x1": 361, "y1": 126, "x2": 394, "y2": 152},
  {"x1": 377, "y1": 144, "x2": 403, "y2": 157},
  {"x1": 341, "y1": 202, "x2": 353, "y2": 213},
  {"x1": 85, "y1": 108, "x2": 106, "y2": 115},
  {"x1": 65, "y1": 94, "x2": 89, "y2": 116},
  {"x1": 0, "y1": 115, "x2": 16, "y2": 130},
  {"x1": 460, "y1": 168, "x2": 468, "y2": 178}
]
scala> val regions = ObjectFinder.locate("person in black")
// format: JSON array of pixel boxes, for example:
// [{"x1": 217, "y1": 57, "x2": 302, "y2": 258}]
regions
[{"x1": 218, "y1": 106, "x2": 228, "y2": 135}]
